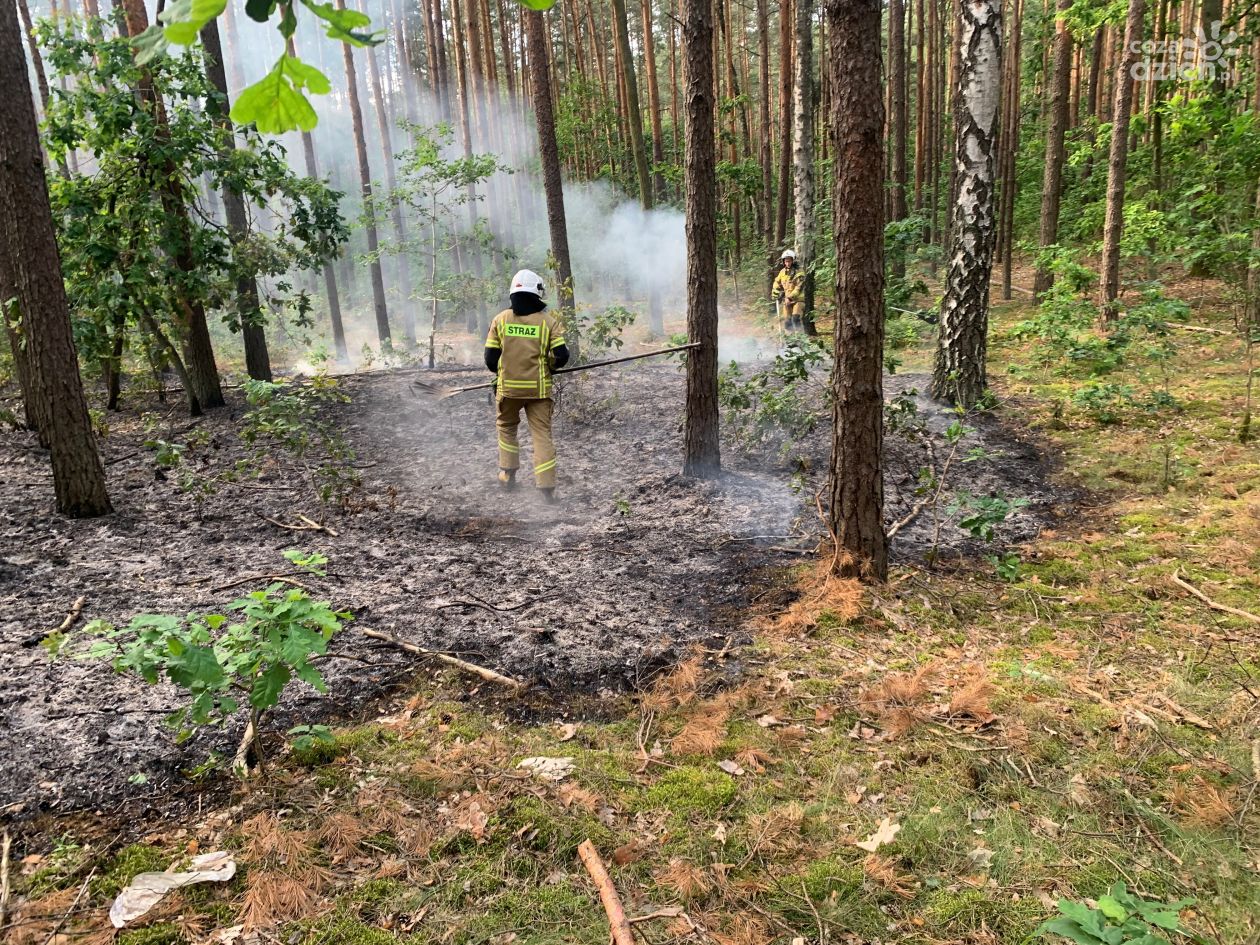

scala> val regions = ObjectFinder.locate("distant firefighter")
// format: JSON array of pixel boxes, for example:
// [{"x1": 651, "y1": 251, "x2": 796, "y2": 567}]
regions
[
  {"x1": 484, "y1": 269, "x2": 570, "y2": 503},
  {"x1": 772, "y1": 249, "x2": 806, "y2": 334}
]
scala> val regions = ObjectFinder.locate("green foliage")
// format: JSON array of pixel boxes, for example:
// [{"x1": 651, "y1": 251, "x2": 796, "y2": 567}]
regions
[
  {"x1": 950, "y1": 492, "x2": 1030, "y2": 542},
  {"x1": 1036, "y1": 883, "x2": 1202, "y2": 945},
  {"x1": 40, "y1": 26, "x2": 345, "y2": 383},
  {"x1": 718, "y1": 337, "x2": 829, "y2": 456},
  {"x1": 50, "y1": 553, "x2": 349, "y2": 763},
  {"x1": 582, "y1": 305, "x2": 636, "y2": 357},
  {"x1": 241, "y1": 375, "x2": 359, "y2": 505}
]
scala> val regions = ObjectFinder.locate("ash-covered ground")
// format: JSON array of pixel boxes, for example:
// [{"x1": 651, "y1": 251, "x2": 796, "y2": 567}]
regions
[{"x1": 0, "y1": 356, "x2": 1069, "y2": 820}]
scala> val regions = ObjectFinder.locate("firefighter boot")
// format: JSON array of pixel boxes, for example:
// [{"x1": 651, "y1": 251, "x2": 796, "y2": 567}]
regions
[
  {"x1": 539, "y1": 487, "x2": 557, "y2": 505},
  {"x1": 498, "y1": 469, "x2": 517, "y2": 490}
]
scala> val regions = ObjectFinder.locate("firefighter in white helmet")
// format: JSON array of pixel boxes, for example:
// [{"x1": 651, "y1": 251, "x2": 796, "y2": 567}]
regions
[
  {"x1": 484, "y1": 269, "x2": 570, "y2": 502},
  {"x1": 771, "y1": 249, "x2": 806, "y2": 334}
]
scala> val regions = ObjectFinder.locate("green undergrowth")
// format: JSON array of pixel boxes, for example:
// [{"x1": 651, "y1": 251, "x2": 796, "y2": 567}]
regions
[{"x1": 9, "y1": 284, "x2": 1258, "y2": 944}]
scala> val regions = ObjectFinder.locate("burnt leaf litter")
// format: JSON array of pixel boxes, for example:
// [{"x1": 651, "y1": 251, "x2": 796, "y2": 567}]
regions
[{"x1": 0, "y1": 362, "x2": 1067, "y2": 819}]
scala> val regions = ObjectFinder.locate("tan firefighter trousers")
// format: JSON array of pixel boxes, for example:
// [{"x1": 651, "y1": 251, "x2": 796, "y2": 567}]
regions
[{"x1": 496, "y1": 396, "x2": 556, "y2": 488}]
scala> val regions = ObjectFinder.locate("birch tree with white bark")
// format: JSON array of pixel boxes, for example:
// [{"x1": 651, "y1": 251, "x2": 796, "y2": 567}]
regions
[{"x1": 932, "y1": 0, "x2": 1002, "y2": 409}]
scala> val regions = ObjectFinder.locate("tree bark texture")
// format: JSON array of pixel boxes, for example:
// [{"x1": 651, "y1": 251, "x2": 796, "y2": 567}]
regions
[
  {"x1": 337, "y1": 0, "x2": 392, "y2": 346},
  {"x1": 1099, "y1": 0, "x2": 1145, "y2": 318},
  {"x1": 824, "y1": 0, "x2": 886, "y2": 581},
  {"x1": 792, "y1": 0, "x2": 816, "y2": 331},
  {"x1": 525, "y1": 8, "x2": 578, "y2": 357},
  {"x1": 0, "y1": 0, "x2": 111, "y2": 516},
  {"x1": 932, "y1": 0, "x2": 1002, "y2": 409},
  {"x1": 681, "y1": 0, "x2": 720, "y2": 478},
  {"x1": 1033, "y1": 0, "x2": 1072, "y2": 298}
]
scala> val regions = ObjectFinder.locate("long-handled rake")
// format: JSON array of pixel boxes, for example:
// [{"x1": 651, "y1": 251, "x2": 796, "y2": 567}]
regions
[{"x1": 410, "y1": 342, "x2": 701, "y2": 400}]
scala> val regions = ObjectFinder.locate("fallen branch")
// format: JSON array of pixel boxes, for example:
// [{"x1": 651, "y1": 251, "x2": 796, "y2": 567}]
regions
[
  {"x1": 260, "y1": 514, "x2": 339, "y2": 538},
  {"x1": 360, "y1": 629, "x2": 524, "y2": 689},
  {"x1": 1164, "y1": 322, "x2": 1232, "y2": 336},
  {"x1": 435, "y1": 593, "x2": 558, "y2": 615},
  {"x1": 577, "y1": 840, "x2": 636, "y2": 945},
  {"x1": 0, "y1": 831, "x2": 11, "y2": 932},
  {"x1": 887, "y1": 494, "x2": 932, "y2": 540},
  {"x1": 627, "y1": 907, "x2": 685, "y2": 924},
  {"x1": 1171, "y1": 569, "x2": 1260, "y2": 624},
  {"x1": 55, "y1": 596, "x2": 86, "y2": 635}
]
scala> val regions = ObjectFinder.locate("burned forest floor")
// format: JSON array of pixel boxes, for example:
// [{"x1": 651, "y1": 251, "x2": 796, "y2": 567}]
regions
[{"x1": 2, "y1": 285, "x2": 1259, "y2": 945}]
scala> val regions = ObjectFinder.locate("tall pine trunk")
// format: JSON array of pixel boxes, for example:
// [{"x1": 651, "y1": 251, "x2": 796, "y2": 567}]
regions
[
  {"x1": 288, "y1": 35, "x2": 349, "y2": 363},
  {"x1": 0, "y1": 0, "x2": 111, "y2": 517},
  {"x1": 792, "y1": 0, "x2": 816, "y2": 332},
  {"x1": 932, "y1": 0, "x2": 1002, "y2": 409},
  {"x1": 1100, "y1": 0, "x2": 1145, "y2": 319},
  {"x1": 337, "y1": 0, "x2": 392, "y2": 346},
  {"x1": 1033, "y1": 0, "x2": 1072, "y2": 298},
  {"x1": 824, "y1": 0, "x2": 886, "y2": 581},
  {"x1": 681, "y1": 0, "x2": 720, "y2": 477},
  {"x1": 364, "y1": 4, "x2": 416, "y2": 348},
  {"x1": 202, "y1": 18, "x2": 272, "y2": 381},
  {"x1": 525, "y1": 8, "x2": 579, "y2": 358},
  {"x1": 611, "y1": 0, "x2": 653, "y2": 206},
  {"x1": 774, "y1": 0, "x2": 793, "y2": 249},
  {"x1": 641, "y1": 0, "x2": 667, "y2": 202},
  {"x1": 889, "y1": 0, "x2": 909, "y2": 241}
]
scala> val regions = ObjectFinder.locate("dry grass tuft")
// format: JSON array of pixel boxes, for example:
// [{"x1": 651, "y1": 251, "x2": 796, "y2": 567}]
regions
[
  {"x1": 948, "y1": 671, "x2": 998, "y2": 723},
  {"x1": 1172, "y1": 776, "x2": 1237, "y2": 828},
  {"x1": 654, "y1": 858, "x2": 711, "y2": 900},
  {"x1": 742, "y1": 803, "x2": 805, "y2": 861},
  {"x1": 7, "y1": 888, "x2": 81, "y2": 945},
  {"x1": 733, "y1": 747, "x2": 777, "y2": 773},
  {"x1": 764, "y1": 558, "x2": 865, "y2": 637},
  {"x1": 643, "y1": 654, "x2": 707, "y2": 712},
  {"x1": 671, "y1": 707, "x2": 731, "y2": 756},
  {"x1": 241, "y1": 869, "x2": 321, "y2": 929},
  {"x1": 711, "y1": 913, "x2": 772, "y2": 945},
  {"x1": 863, "y1": 853, "x2": 915, "y2": 898},
  {"x1": 240, "y1": 810, "x2": 314, "y2": 865},
  {"x1": 314, "y1": 811, "x2": 371, "y2": 863}
]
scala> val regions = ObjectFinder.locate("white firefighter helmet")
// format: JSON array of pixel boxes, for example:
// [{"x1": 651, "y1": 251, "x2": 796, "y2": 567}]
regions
[
  {"x1": 509, "y1": 269, "x2": 546, "y2": 298},
  {"x1": 781, "y1": 249, "x2": 797, "y2": 261}
]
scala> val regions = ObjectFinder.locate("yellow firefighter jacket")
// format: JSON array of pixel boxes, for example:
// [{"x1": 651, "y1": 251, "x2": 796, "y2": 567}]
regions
[
  {"x1": 772, "y1": 266, "x2": 805, "y2": 303},
  {"x1": 485, "y1": 308, "x2": 567, "y2": 399}
]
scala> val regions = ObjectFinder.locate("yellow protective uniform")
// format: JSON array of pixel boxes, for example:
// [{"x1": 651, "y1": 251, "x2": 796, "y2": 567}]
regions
[
  {"x1": 485, "y1": 307, "x2": 566, "y2": 488},
  {"x1": 772, "y1": 266, "x2": 806, "y2": 328}
]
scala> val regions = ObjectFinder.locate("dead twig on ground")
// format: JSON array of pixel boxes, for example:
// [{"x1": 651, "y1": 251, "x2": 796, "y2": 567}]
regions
[
  {"x1": 43, "y1": 868, "x2": 94, "y2": 945},
  {"x1": 627, "y1": 907, "x2": 685, "y2": 925},
  {"x1": 260, "y1": 514, "x2": 339, "y2": 538},
  {"x1": 435, "y1": 593, "x2": 559, "y2": 615},
  {"x1": 577, "y1": 840, "x2": 636, "y2": 945},
  {"x1": 1171, "y1": 569, "x2": 1260, "y2": 624},
  {"x1": 55, "y1": 596, "x2": 86, "y2": 635},
  {"x1": 361, "y1": 629, "x2": 524, "y2": 689},
  {"x1": 0, "y1": 831, "x2": 11, "y2": 932}
]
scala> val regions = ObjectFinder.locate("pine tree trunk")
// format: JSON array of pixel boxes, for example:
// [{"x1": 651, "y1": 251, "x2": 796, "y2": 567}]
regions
[
  {"x1": 525, "y1": 8, "x2": 579, "y2": 358},
  {"x1": 121, "y1": 0, "x2": 224, "y2": 410},
  {"x1": 364, "y1": 4, "x2": 416, "y2": 348},
  {"x1": 914, "y1": 0, "x2": 926, "y2": 214},
  {"x1": 451, "y1": 0, "x2": 488, "y2": 337},
  {"x1": 681, "y1": 0, "x2": 720, "y2": 478},
  {"x1": 1100, "y1": 0, "x2": 1145, "y2": 319},
  {"x1": 287, "y1": 36, "x2": 348, "y2": 363},
  {"x1": 610, "y1": 0, "x2": 653, "y2": 207},
  {"x1": 1033, "y1": 0, "x2": 1072, "y2": 297},
  {"x1": 774, "y1": 0, "x2": 793, "y2": 249},
  {"x1": 998, "y1": 0, "x2": 1022, "y2": 300},
  {"x1": 932, "y1": 0, "x2": 1001, "y2": 409},
  {"x1": 758, "y1": 0, "x2": 774, "y2": 297},
  {"x1": 641, "y1": 0, "x2": 667, "y2": 201},
  {"x1": 824, "y1": 0, "x2": 886, "y2": 581},
  {"x1": 337, "y1": 0, "x2": 392, "y2": 346},
  {"x1": 792, "y1": 0, "x2": 817, "y2": 332},
  {"x1": 889, "y1": 0, "x2": 909, "y2": 243},
  {"x1": 202, "y1": 18, "x2": 272, "y2": 381},
  {"x1": 0, "y1": 0, "x2": 111, "y2": 516}
]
